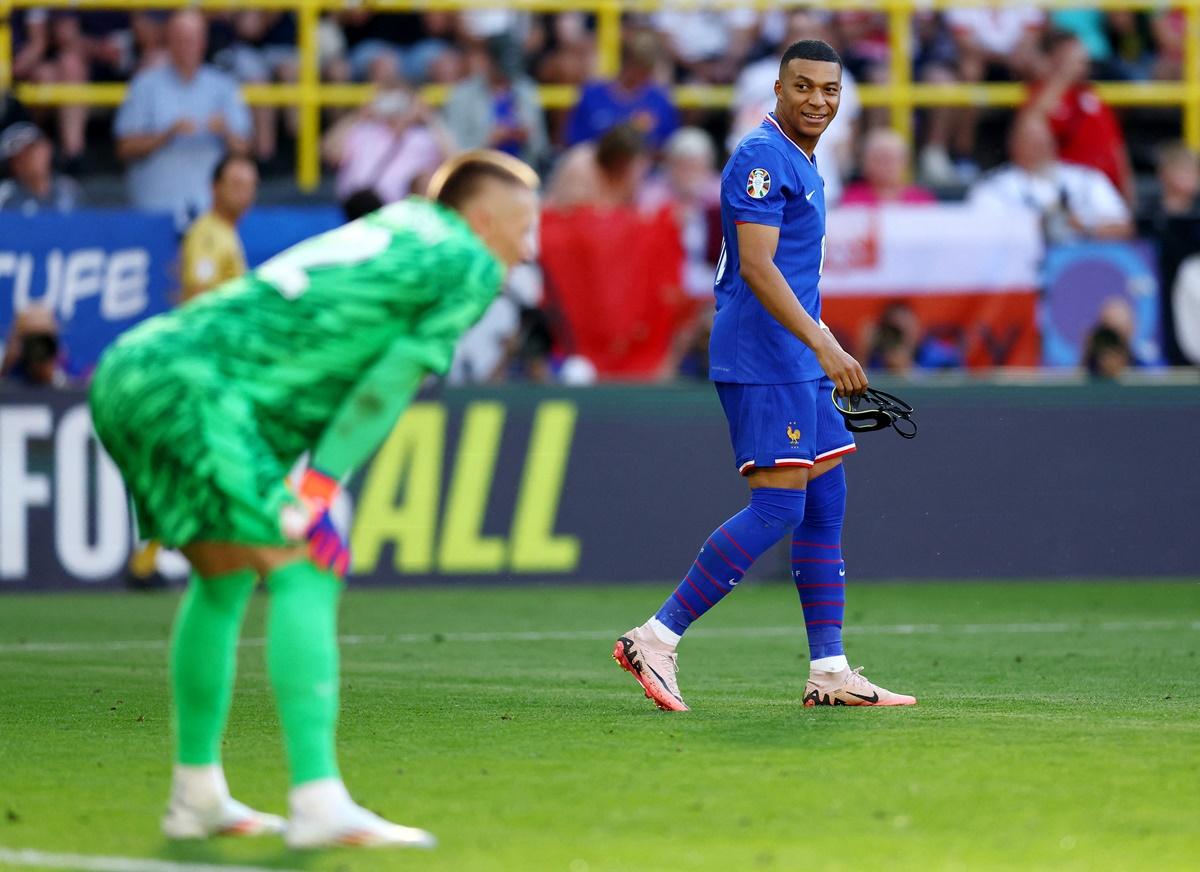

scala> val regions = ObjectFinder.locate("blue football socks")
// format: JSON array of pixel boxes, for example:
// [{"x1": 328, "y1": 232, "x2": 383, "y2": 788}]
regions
[
  {"x1": 653, "y1": 487, "x2": 808, "y2": 638},
  {"x1": 792, "y1": 465, "x2": 847, "y2": 661}
]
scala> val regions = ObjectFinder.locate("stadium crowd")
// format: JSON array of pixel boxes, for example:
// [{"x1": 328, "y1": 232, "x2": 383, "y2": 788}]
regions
[{"x1": 3, "y1": 6, "x2": 1199, "y2": 385}]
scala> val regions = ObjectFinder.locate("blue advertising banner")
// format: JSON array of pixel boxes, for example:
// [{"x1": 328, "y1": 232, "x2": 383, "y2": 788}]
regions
[
  {"x1": 0, "y1": 210, "x2": 177, "y2": 377},
  {"x1": 1041, "y1": 241, "x2": 1163, "y2": 367}
]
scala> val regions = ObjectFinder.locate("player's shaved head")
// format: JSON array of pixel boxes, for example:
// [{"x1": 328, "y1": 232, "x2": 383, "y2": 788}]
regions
[
  {"x1": 429, "y1": 149, "x2": 539, "y2": 211},
  {"x1": 779, "y1": 39, "x2": 841, "y2": 77},
  {"x1": 431, "y1": 150, "x2": 540, "y2": 267},
  {"x1": 774, "y1": 39, "x2": 842, "y2": 154}
]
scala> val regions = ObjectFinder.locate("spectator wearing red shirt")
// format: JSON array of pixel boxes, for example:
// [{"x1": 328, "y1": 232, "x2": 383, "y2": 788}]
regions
[
  {"x1": 1025, "y1": 29, "x2": 1134, "y2": 203},
  {"x1": 841, "y1": 129, "x2": 938, "y2": 207}
]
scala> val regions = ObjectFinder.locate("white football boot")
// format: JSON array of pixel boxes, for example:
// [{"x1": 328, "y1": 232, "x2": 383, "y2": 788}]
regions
[
  {"x1": 285, "y1": 778, "x2": 436, "y2": 850},
  {"x1": 162, "y1": 764, "x2": 285, "y2": 839}
]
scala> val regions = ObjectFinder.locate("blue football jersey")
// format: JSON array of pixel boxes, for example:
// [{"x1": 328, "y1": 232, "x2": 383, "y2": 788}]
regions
[{"x1": 709, "y1": 113, "x2": 827, "y2": 384}]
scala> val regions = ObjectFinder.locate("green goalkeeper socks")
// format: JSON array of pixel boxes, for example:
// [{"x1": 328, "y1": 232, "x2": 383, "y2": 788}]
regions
[
  {"x1": 265, "y1": 560, "x2": 343, "y2": 786},
  {"x1": 171, "y1": 569, "x2": 257, "y2": 766}
]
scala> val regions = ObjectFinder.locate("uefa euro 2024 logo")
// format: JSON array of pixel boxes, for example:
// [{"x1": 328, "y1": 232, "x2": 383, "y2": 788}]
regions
[{"x1": 746, "y1": 168, "x2": 771, "y2": 199}]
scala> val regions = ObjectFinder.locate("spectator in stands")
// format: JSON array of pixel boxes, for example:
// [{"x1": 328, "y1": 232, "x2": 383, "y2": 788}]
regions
[
  {"x1": 1, "y1": 307, "x2": 68, "y2": 388},
  {"x1": 632, "y1": 127, "x2": 722, "y2": 378},
  {"x1": 1141, "y1": 143, "x2": 1200, "y2": 366},
  {"x1": 443, "y1": 35, "x2": 548, "y2": 169},
  {"x1": 1154, "y1": 142, "x2": 1200, "y2": 218},
  {"x1": 0, "y1": 122, "x2": 82, "y2": 214},
  {"x1": 1084, "y1": 325, "x2": 1131, "y2": 379},
  {"x1": 1024, "y1": 29, "x2": 1134, "y2": 204},
  {"x1": 215, "y1": 12, "x2": 299, "y2": 164},
  {"x1": 323, "y1": 85, "x2": 449, "y2": 207},
  {"x1": 114, "y1": 10, "x2": 251, "y2": 221},
  {"x1": 643, "y1": 127, "x2": 722, "y2": 302},
  {"x1": 841, "y1": 129, "x2": 937, "y2": 206},
  {"x1": 0, "y1": 86, "x2": 30, "y2": 136},
  {"x1": 11, "y1": 9, "x2": 91, "y2": 169},
  {"x1": 531, "y1": 12, "x2": 595, "y2": 87},
  {"x1": 921, "y1": 6, "x2": 1045, "y2": 186},
  {"x1": 130, "y1": 11, "x2": 169, "y2": 72},
  {"x1": 179, "y1": 154, "x2": 258, "y2": 303},
  {"x1": 336, "y1": 11, "x2": 460, "y2": 85},
  {"x1": 564, "y1": 30, "x2": 679, "y2": 149},
  {"x1": 1151, "y1": 8, "x2": 1187, "y2": 81},
  {"x1": 1105, "y1": 11, "x2": 1157, "y2": 80},
  {"x1": 651, "y1": 7, "x2": 758, "y2": 84},
  {"x1": 859, "y1": 301, "x2": 963, "y2": 374},
  {"x1": 969, "y1": 113, "x2": 1132, "y2": 244},
  {"x1": 729, "y1": 9, "x2": 861, "y2": 205},
  {"x1": 540, "y1": 124, "x2": 689, "y2": 379},
  {"x1": 546, "y1": 123, "x2": 653, "y2": 210}
]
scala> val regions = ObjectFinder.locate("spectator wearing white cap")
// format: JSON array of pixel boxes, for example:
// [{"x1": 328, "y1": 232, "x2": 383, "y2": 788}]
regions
[{"x1": 0, "y1": 122, "x2": 82, "y2": 214}]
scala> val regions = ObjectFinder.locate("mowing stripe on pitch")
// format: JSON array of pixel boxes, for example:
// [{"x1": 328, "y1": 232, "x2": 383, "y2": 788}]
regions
[
  {"x1": 0, "y1": 847, "x2": 302, "y2": 872},
  {"x1": 0, "y1": 619, "x2": 1196, "y2": 655}
]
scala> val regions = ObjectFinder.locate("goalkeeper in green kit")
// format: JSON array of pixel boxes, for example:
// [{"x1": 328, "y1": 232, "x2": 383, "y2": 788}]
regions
[{"x1": 89, "y1": 151, "x2": 539, "y2": 850}]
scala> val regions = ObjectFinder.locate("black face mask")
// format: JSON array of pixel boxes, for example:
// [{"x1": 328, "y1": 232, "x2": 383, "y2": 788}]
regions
[{"x1": 20, "y1": 332, "x2": 58, "y2": 368}]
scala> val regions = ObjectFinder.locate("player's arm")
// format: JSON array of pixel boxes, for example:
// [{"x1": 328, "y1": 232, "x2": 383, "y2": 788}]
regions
[
  {"x1": 736, "y1": 221, "x2": 867, "y2": 396},
  {"x1": 311, "y1": 249, "x2": 502, "y2": 479}
]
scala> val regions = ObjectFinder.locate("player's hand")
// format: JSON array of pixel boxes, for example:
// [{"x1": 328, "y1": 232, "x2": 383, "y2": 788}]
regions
[
  {"x1": 815, "y1": 332, "x2": 868, "y2": 397},
  {"x1": 170, "y1": 118, "x2": 198, "y2": 138},
  {"x1": 207, "y1": 114, "x2": 227, "y2": 136},
  {"x1": 307, "y1": 509, "x2": 351, "y2": 579}
]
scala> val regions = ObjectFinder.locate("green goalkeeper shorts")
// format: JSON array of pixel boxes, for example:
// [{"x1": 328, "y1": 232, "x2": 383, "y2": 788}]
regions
[{"x1": 89, "y1": 335, "x2": 296, "y2": 549}]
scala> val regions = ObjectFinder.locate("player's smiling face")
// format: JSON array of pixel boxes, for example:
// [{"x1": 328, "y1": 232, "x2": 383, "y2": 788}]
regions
[{"x1": 775, "y1": 59, "x2": 841, "y2": 146}]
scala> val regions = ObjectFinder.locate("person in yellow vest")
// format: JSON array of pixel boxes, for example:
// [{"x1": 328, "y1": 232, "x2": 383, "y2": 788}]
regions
[
  {"x1": 179, "y1": 153, "x2": 259, "y2": 302},
  {"x1": 129, "y1": 153, "x2": 259, "y2": 582}
]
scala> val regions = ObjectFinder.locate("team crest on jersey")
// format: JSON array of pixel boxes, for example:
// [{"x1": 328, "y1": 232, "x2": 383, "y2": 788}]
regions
[
  {"x1": 746, "y1": 168, "x2": 771, "y2": 199},
  {"x1": 787, "y1": 423, "x2": 802, "y2": 445}
]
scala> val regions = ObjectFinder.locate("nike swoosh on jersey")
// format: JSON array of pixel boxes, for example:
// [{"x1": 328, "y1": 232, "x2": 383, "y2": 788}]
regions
[{"x1": 806, "y1": 190, "x2": 816, "y2": 201}]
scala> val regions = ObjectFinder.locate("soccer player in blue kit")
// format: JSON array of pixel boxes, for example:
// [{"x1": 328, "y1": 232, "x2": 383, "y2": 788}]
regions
[{"x1": 613, "y1": 40, "x2": 916, "y2": 710}]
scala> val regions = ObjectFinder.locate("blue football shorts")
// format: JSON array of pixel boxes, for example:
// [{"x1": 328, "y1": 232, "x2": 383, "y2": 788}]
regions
[{"x1": 715, "y1": 376, "x2": 857, "y2": 476}]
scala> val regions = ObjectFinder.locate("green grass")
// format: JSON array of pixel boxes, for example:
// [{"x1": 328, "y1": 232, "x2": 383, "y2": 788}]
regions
[{"x1": 0, "y1": 580, "x2": 1198, "y2": 872}]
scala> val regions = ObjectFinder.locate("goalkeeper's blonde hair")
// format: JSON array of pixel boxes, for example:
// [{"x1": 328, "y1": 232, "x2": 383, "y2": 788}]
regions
[{"x1": 426, "y1": 149, "x2": 540, "y2": 207}]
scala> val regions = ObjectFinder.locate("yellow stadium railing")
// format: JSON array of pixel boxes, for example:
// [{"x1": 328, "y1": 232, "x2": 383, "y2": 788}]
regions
[{"x1": 2, "y1": 0, "x2": 1199, "y2": 191}]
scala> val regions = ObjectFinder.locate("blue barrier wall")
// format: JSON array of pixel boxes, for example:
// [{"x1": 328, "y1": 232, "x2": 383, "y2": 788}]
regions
[{"x1": 1, "y1": 383, "x2": 1197, "y2": 590}]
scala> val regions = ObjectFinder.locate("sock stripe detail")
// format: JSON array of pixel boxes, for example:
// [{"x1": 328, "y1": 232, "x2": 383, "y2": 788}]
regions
[
  {"x1": 683, "y1": 575, "x2": 714, "y2": 608},
  {"x1": 707, "y1": 539, "x2": 746, "y2": 574},
  {"x1": 672, "y1": 590, "x2": 699, "y2": 618},
  {"x1": 792, "y1": 557, "x2": 842, "y2": 564},
  {"x1": 803, "y1": 600, "x2": 845, "y2": 607},
  {"x1": 718, "y1": 525, "x2": 752, "y2": 561},
  {"x1": 792, "y1": 540, "x2": 840, "y2": 549},
  {"x1": 693, "y1": 559, "x2": 732, "y2": 594},
  {"x1": 806, "y1": 619, "x2": 843, "y2": 626},
  {"x1": 795, "y1": 582, "x2": 845, "y2": 589}
]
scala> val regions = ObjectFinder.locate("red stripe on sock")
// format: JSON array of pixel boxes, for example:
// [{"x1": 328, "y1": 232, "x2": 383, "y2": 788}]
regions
[
  {"x1": 719, "y1": 526, "x2": 753, "y2": 561},
  {"x1": 693, "y1": 560, "x2": 731, "y2": 594},
  {"x1": 707, "y1": 539, "x2": 746, "y2": 574},
  {"x1": 800, "y1": 600, "x2": 845, "y2": 607},
  {"x1": 795, "y1": 583, "x2": 845, "y2": 589},
  {"x1": 684, "y1": 575, "x2": 714, "y2": 608},
  {"x1": 792, "y1": 540, "x2": 840, "y2": 549},
  {"x1": 673, "y1": 590, "x2": 699, "y2": 617},
  {"x1": 791, "y1": 557, "x2": 842, "y2": 564},
  {"x1": 805, "y1": 619, "x2": 843, "y2": 626}
]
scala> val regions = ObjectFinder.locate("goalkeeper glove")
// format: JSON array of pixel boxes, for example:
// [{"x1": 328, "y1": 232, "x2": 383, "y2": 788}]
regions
[{"x1": 281, "y1": 468, "x2": 351, "y2": 578}]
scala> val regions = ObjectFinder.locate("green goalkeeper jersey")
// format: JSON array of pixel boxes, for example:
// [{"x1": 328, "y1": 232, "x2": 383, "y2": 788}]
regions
[{"x1": 111, "y1": 197, "x2": 504, "y2": 480}]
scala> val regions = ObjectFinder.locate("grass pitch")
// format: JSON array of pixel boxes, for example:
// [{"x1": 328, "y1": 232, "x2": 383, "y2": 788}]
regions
[{"x1": 0, "y1": 580, "x2": 1197, "y2": 872}]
